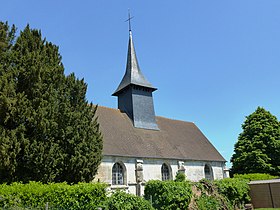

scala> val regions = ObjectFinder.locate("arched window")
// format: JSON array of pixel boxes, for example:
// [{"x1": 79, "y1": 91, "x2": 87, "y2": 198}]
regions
[
  {"x1": 112, "y1": 162, "x2": 124, "y2": 185},
  {"x1": 204, "y1": 164, "x2": 213, "y2": 180},
  {"x1": 161, "y1": 163, "x2": 170, "y2": 181}
]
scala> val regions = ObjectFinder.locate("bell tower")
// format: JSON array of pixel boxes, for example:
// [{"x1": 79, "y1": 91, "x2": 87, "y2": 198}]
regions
[{"x1": 112, "y1": 15, "x2": 158, "y2": 130}]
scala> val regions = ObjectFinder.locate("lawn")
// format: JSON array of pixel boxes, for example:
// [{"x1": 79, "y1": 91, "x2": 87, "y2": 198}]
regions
[{"x1": 255, "y1": 208, "x2": 280, "y2": 210}]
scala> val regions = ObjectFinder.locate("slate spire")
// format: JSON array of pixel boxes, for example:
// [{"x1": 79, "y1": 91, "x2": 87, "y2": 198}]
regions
[
  {"x1": 112, "y1": 30, "x2": 157, "y2": 96},
  {"x1": 112, "y1": 20, "x2": 158, "y2": 130}
]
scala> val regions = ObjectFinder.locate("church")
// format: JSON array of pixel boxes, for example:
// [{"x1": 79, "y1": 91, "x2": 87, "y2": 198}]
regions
[{"x1": 94, "y1": 26, "x2": 228, "y2": 196}]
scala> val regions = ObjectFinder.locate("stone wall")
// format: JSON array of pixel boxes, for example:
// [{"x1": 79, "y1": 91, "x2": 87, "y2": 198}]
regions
[{"x1": 94, "y1": 156, "x2": 227, "y2": 195}]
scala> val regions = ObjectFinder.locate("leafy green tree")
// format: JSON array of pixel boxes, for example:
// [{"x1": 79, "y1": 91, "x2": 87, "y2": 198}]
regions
[
  {"x1": 231, "y1": 107, "x2": 280, "y2": 175},
  {"x1": 0, "y1": 22, "x2": 103, "y2": 183}
]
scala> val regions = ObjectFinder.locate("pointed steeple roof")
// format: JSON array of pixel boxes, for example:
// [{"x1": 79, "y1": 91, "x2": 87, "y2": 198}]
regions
[{"x1": 112, "y1": 30, "x2": 157, "y2": 96}]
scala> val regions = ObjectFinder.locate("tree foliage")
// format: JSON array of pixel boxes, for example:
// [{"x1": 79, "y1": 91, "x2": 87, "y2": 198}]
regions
[
  {"x1": 0, "y1": 22, "x2": 103, "y2": 183},
  {"x1": 231, "y1": 107, "x2": 280, "y2": 175}
]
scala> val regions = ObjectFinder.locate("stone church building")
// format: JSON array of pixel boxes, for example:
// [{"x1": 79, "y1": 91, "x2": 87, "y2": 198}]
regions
[{"x1": 94, "y1": 28, "x2": 228, "y2": 195}]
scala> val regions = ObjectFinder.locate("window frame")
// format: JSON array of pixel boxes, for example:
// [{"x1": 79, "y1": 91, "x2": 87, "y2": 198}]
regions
[
  {"x1": 204, "y1": 164, "x2": 214, "y2": 180},
  {"x1": 161, "y1": 163, "x2": 171, "y2": 181},
  {"x1": 112, "y1": 162, "x2": 125, "y2": 185}
]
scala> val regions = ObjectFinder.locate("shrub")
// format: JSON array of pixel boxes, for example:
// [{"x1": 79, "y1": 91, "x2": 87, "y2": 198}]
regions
[
  {"x1": 174, "y1": 172, "x2": 186, "y2": 182},
  {"x1": 214, "y1": 178, "x2": 250, "y2": 208},
  {"x1": 233, "y1": 173, "x2": 278, "y2": 181},
  {"x1": 144, "y1": 180, "x2": 192, "y2": 210},
  {"x1": 197, "y1": 179, "x2": 216, "y2": 194},
  {"x1": 104, "y1": 191, "x2": 154, "y2": 210},
  {"x1": 195, "y1": 194, "x2": 221, "y2": 210},
  {"x1": 0, "y1": 182, "x2": 107, "y2": 209},
  {"x1": 191, "y1": 179, "x2": 233, "y2": 210}
]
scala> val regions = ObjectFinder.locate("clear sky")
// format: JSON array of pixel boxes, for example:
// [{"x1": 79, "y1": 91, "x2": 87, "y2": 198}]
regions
[{"x1": 1, "y1": 1, "x2": 280, "y2": 167}]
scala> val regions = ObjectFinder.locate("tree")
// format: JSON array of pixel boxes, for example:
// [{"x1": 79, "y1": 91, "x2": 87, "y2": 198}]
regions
[
  {"x1": 231, "y1": 107, "x2": 280, "y2": 175},
  {"x1": 0, "y1": 22, "x2": 103, "y2": 183}
]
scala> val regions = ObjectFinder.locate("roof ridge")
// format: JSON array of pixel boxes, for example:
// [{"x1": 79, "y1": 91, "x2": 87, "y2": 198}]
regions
[
  {"x1": 97, "y1": 105, "x2": 195, "y2": 124},
  {"x1": 96, "y1": 105, "x2": 120, "y2": 112},
  {"x1": 156, "y1": 115, "x2": 195, "y2": 124}
]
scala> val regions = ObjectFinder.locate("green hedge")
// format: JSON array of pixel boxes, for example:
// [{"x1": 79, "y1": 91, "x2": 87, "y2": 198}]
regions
[
  {"x1": 193, "y1": 179, "x2": 232, "y2": 210},
  {"x1": 0, "y1": 178, "x2": 252, "y2": 209},
  {"x1": 144, "y1": 180, "x2": 192, "y2": 210},
  {"x1": 233, "y1": 173, "x2": 279, "y2": 181},
  {"x1": 214, "y1": 178, "x2": 250, "y2": 208},
  {"x1": 0, "y1": 182, "x2": 107, "y2": 209},
  {"x1": 104, "y1": 191, "x2": 154, "y2": 210},
  {"x1": 195, "y1": 194, "x2": 221, "y2": 210}
]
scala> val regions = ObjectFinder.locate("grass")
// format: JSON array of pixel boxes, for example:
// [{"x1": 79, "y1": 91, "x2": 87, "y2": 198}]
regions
[{"x1": 255, "y1": 208, "x2": 280, "y2": 210}]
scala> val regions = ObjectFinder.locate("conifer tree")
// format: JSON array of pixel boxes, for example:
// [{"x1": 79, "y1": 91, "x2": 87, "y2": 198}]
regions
[
  {"x1": 231, "y1": 107, "x2": 280, "y2": 175},
  {"x1": 0, "y1": 22, "x2": 103, "y2": 183}
]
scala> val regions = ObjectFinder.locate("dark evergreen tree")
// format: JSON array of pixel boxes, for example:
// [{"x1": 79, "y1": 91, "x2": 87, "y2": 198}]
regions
[
  {"x1": 0, "y1": 22, "x2": 102, "y2": 183},
  {"x1": 231, "y1": 107, "x2": 280, "y2": 175},
  {"x1": 0, "y1": 22, "x2": 20, "y2": 181}
]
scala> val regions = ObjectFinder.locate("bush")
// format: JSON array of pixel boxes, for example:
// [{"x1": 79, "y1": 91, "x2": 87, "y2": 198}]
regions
[
  {"x1": 233, "y1": 173, "x2": 278, "y2": 181},
  {"x1": 214, "y1": 178, "x2": 250, "y2": 208},
  {"x1": 104, "y1": 191, "x2": 154, "y2": 210},
  {"x1": 195, "y1": 194, "x2": 221, "y2": 210},
  {"x1": 0, "y1": 182, "x2": 107, "y2": 209},
  {"x1": 174, "y1": 172, "x2": 186, "y2": 182},
  {"x1": 144, "y1": 180, "x2": 192, "y2": 210},
  {"x1": 191, "y1": 179, "x2": 233, "y2": 210}
]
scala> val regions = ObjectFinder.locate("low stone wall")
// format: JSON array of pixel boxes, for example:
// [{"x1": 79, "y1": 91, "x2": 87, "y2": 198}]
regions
[{"x1": 249, "y1": 179, "x2": 280, "y2": 208}]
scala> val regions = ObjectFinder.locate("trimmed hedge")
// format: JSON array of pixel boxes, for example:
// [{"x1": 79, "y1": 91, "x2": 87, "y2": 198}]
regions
[
  {"x1": 104, "y1": 191, "x2": 154, "y2": 210},
  {"x1": 0, "y1": 178, "x2": 252, "y2": 209},
  {"x1": 233, "y1": 173, "x2": 278, "y2": 181},
  {"x1": 0, "y1": 182, "x2": 107, "y2": 209},
  {"x1": 144, "y1": 180, "x2": 192, "y2": 210}
]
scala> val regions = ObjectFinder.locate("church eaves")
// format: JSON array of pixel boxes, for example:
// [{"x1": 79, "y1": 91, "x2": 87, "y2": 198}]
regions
[{"x1": 112, "y1": 30, "x2": 157, "y2": 96}]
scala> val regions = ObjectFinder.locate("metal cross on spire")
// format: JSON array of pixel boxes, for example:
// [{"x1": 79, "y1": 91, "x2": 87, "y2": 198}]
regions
[{"x1": 125, "y1": 9, "x2": 134, "y2": 31}]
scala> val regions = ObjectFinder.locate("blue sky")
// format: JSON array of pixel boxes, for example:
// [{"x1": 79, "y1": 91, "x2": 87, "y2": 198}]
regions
[{"x1": 1, "y1": 1, "x2": 280, "y2": 167}]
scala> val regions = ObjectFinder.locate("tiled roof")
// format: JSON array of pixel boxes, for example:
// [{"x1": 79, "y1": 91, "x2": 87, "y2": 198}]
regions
[{"x1": 96, "y1": 106, "x2": 226, "y2": 162}]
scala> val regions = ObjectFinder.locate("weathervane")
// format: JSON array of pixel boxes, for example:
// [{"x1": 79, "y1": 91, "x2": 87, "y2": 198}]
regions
[{"x1": 125, "y1": 9, "x2": 134, "y2": 31}]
